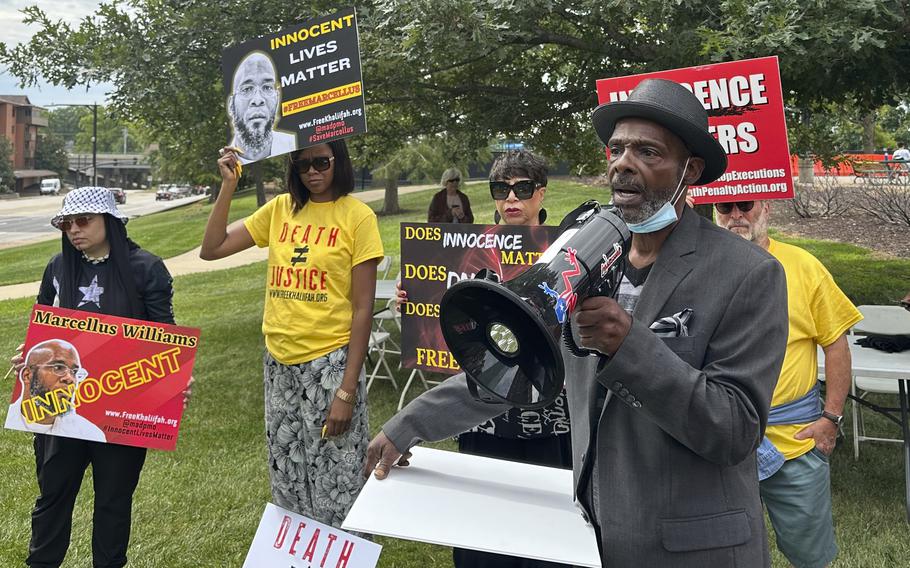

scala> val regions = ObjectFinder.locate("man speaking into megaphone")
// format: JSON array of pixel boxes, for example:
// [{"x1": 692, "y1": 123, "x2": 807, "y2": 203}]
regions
[{"x1": 365, "y1": 79, "x2": 788, "y2": 568}]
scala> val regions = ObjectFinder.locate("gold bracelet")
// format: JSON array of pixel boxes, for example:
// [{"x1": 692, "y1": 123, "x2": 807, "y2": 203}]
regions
[{"x1": 335, "y1": 388, "x2": 356, "y2": 404}]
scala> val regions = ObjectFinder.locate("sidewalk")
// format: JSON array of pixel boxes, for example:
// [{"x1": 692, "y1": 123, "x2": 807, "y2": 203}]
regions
[{"x1": 0, "y1": 184, "x2": 436, "y2": 301}]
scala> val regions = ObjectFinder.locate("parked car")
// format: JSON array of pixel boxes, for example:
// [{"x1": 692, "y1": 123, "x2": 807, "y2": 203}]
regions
[
  {"x1": 40, "y1": 178, "x2": 61, "y2": 196},
  {"x1": 168, "y1": 185, "x2": 192, "y2": 198},
  {"x1": 108, "y1": 187, "x2": 126, "y2": 204},
  {"x1": 156, "y1": 184, "x2": 173, "y2": 200}
]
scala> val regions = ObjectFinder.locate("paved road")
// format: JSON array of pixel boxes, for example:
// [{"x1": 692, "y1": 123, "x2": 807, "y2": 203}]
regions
[{"x1": 0, "y1": 191, "x2": 206, "y2": 249}]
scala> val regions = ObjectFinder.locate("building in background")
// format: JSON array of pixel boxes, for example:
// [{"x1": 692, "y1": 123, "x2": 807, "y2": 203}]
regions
[{"x1": 0, "y1": 95, "x2": 58, "y2": 194}]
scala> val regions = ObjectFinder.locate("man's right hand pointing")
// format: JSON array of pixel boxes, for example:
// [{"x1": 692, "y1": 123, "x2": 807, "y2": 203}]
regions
[{"x1": 363, "y1": 431, "x2": 412, "y2": 479}]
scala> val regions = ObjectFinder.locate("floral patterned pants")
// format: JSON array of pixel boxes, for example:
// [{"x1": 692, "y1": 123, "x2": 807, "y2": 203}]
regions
[{"x1": 263, "y1": 346, "x2": 369, "y2": 528}]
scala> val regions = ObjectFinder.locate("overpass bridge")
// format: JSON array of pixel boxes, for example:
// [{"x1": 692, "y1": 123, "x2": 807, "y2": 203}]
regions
[{"x1": 67, "y1": 152, "x2": 152, "y2": 188}]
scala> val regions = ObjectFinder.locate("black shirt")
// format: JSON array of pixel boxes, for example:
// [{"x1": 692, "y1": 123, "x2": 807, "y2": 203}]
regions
[{"x1": 37, "y1": 249, "x2": 175, "y2": 324}]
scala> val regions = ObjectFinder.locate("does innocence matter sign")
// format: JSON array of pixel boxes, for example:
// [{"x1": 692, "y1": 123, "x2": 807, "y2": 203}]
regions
[{"x1": 400, "y1": 223, "x2": 557, "y2": 374}]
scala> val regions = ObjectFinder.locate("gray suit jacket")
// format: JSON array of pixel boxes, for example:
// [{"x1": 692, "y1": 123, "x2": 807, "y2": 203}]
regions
[{"x1": 384, "y1": 207, "x2": 788, "y2": 567}]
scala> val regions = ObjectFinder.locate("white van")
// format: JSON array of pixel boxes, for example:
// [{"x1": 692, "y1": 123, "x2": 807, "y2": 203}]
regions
[{"x1": 40, "y1": 178, "x2": 61, "y2": 196}]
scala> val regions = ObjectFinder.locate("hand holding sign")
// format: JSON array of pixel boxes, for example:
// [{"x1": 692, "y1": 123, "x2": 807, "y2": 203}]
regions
[
  {"x1": 5, "y1": 306, "x2": 200, "y2": 450},
  {"x1": 221, "y1": 7, "x2": 367, "y2": 165},
  {"x1": 9, "y1": 343, "x2": 24, "y2": 375},
  {"x1": 217, "y1": 146, "x2": 245, "y2": 183}
]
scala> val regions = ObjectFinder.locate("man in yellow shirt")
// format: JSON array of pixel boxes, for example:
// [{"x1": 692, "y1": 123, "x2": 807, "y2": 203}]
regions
[{"x1": 716, "y1": 199, "x2": 862, "y2": 568}]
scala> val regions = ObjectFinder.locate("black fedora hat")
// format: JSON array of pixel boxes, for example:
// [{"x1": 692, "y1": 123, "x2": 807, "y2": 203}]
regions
[{"x1": 592, "y1": 78, "x2": 728, "y2": 185}]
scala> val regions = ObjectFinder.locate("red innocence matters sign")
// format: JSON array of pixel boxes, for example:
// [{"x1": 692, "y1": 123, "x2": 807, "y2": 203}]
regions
[
  {"x1": 596, "y1": 56, "x2": 794, "y2": 204},
  {"x1": 4, "y1": 306, "x2": 199, "y2": 451}
]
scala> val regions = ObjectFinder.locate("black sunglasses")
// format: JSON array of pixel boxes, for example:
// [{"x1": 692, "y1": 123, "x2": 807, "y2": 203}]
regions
[
  {"x1": 714, "y1": 201, "x2": 756, "y2": 215},
  {"x1": 489, "y1": 180, "x2": 541, "y2": 200},
  {"x1": 447, "y1": 178, "x2": 460, "y2": 183},
  {"x1": 292, "y1": 156, "x2": 334, "y2": 172}
]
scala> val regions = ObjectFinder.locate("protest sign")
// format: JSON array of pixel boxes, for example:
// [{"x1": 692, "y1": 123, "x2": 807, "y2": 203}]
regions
[
  {"x1": 244, "y1": 503, "x2": 381, "y2": 568},
  {"x1": 596, "y1": 56, "x2": 793, "y2": 204},
  {"x1": 4, "y1": 305, "x2": 199, "y2": 451},
  {"x1": 400, "y1": 223, "x2": 558, "y2": 374},
  {"x1": 221, "y1": 7, "x2": 366, "y2": 164}
]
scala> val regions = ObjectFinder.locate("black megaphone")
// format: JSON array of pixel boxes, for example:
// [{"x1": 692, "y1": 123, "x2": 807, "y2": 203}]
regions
[{"x1": 439, "y1": 202, "x2": 631, "y2": 409}]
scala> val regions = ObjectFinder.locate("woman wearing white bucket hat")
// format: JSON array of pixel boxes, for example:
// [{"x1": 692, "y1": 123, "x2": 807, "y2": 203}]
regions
[{"x1": 10, "y1": 186, "x2": 181, "y2": 568}]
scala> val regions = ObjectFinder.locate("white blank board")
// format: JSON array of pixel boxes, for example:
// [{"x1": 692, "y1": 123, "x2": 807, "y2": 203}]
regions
[{"x1": 342, "y1": 446, "x2": 600, "y2": 567}]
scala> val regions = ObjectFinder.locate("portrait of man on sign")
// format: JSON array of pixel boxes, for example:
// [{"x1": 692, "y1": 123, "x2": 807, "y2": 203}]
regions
[
  {"x1": 6, "y1": 339, "x2": 106, "y2": 442},
  {"x1": 228, "y1": 52, "x2": 297, "y2": 164}
]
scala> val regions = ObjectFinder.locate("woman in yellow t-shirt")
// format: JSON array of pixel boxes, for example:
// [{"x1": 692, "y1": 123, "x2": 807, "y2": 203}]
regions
[{"x1": 201, "y1": 139, "x2": 384, "y2": 528}]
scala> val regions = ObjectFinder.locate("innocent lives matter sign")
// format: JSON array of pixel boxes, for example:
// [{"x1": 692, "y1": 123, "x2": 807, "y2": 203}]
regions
[
  {"x1": 243, "y1": 503, "x2": 381, "y2": 568},
  {"x1": 596, "y1": 56, "x2": 793, "y2": 204},
  {"x1": 4, "y1": 305, "x2": 199, "y2": 451},
  {"x1": 221, "y1": 7, "x2": 366, "y2": 164},
  {"x1": 400, "y1": 223, "x2": 558, "y2": 374}
]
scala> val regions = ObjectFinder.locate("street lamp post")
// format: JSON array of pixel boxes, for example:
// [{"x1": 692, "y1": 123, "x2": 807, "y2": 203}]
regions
[{"x1": 92, "y1": 103, "x2": 97, "y2": 186}]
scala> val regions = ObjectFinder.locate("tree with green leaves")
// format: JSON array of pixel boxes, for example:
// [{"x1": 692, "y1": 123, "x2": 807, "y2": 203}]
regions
[
  {"x1": 46, "y1": 106, "x2": 89, "y2": 145},
  {"x1": 34, "y1": 133, "x2": 68, "y2": 177},
  {"x1": 0, "y1": 137, "x2": 15, "y2": 193},
  {"x1": 699, "y1": 0, "x2": 910, "y2": 167},
  {"x1": 3, "y1": 0, "x2": 908, "y2": 199},
  {"x1": 73, "y1": 109, "x2": 148, "y2": 154},
  {"x1": 367, "y1": 134, "x2": 493, "y2": 214}
]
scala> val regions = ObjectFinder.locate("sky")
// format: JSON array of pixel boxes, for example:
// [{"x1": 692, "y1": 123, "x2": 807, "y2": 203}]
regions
[{"x1": 0, "y1": 0, "x2": 112, "y2": 106}]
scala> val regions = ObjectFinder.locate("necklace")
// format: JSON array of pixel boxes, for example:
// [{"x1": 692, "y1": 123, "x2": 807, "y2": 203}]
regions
[{"x1": 82, "y1": 252, "x2": 110, "y2": 265}]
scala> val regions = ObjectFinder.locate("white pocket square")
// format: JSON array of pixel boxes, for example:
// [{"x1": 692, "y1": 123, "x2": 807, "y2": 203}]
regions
[{"x1": 650, "y1": 308, "x2": 693, "y2": 338}]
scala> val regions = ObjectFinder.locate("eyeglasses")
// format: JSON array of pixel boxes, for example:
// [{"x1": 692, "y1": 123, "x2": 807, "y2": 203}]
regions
[
  {"x1": 293, "y1": 156, "x2": 334, "y2": 172},
  {"x1": 489, "y1": 180, "x2": 542, "y2": 200},
  {"x1": 32, "y1": 363, "x2": 84, "y2": 379},
  {"x1": 235, "y1": 83, "x2": 277, "y2": 98},
  {"x1": 57, "y1": 216, "x2": 94, "y2": 232},
  {"x1": 447, "y1": 178, "x2": 460, "y2": 184},
  {"x1": 714, "y1": 201, "x2": 756, "y2": 215}
]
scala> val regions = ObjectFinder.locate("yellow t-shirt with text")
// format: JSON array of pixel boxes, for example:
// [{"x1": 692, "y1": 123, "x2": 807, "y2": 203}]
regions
[
  {"x1": 244, "y1": 194, "x2": 384, "y2": 364},
  {"x1": 765, "y1": 239, "x2": 862, "y2": 460}
]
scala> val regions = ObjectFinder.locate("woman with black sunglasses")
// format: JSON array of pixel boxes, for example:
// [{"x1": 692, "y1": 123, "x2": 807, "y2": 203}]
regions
[
  {"x1": 427, "y1": 167, "x2": 475, "y2": 223},
  {"x1": 9, "y1": 186, "x2": 178, "y2": 568},
  {"x1": 397, "y1": 150, "x2": 570, "y2": 568},
  {"x1": 202, "y1": 140, "x2": 383, "y2": 529}
]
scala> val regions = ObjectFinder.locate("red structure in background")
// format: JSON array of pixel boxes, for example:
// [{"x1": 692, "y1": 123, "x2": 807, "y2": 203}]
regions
[{"x1": 789, "y1": 154, "x2": 890, "y2": 176}]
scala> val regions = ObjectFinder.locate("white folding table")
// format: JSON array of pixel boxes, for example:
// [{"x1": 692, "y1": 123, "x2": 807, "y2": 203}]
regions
[{"x1": 819, "y1": 341, "x2": 910, "y2": 522}]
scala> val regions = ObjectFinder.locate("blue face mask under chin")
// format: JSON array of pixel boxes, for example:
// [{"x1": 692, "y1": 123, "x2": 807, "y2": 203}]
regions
[{"x1": 626, "y1": 157, "x2": 690, "y2": 234}]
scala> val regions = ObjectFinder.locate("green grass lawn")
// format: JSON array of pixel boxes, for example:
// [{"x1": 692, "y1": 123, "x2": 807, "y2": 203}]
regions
[
  {"x1": 0, "y1": 181, "x2": 908, "y2": 566},
  {"x1": 0, "y1": 193, "x2": 261, "y2": 287}
]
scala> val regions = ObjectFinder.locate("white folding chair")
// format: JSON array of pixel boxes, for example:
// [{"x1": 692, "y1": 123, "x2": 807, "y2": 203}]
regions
[
  {"x1": 372, "y1": 283, "x2": 401, "y2": 356},
  {"x1": 850, "y1": 305, "x2": 910, "y2": 459},
  {"x1": 371, "y1": 289, "x2": 443, "y2": 409},
  {"x1": 366, "y1": 260, "x2": 401, "y2": 392},
  {"x1": 851, "y1": 376, "x2": 903, "y2": 458},
  {"x1": 366, "y1": 325, "x2": 398, "y2": 392},
  {"x1": 375, "y1": 255, "x2": 394, "y2": 280}
]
